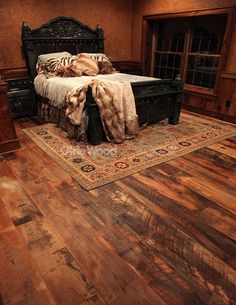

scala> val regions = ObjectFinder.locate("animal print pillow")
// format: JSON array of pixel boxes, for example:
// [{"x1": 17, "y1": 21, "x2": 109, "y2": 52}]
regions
[
  {"x1": 41, "y1": 55, "x2": 79, "y2": 77},
  {"x1": 78, "y1": 53, "x2": 111, "y2": 62},
  {"x1": 37, "y1": 52, "x2": 72, "y2": 66},
  {"x1": 37, "y1": 52, "x2": 74, "y2": 75}
]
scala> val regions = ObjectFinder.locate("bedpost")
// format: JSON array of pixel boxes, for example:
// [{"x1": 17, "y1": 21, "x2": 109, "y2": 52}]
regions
[
  {"x1": 173, "y1": 74, "x2": 184, "y2": 91},
  {"x1": 169, "y1": 74, "x2": 184, "y2": 125},
  {"x1": 86, "y1": 87, "x2": 104, "y2": 145},
  {"x1": 22, "y1": 21, "x2": 31, "y2": 37},
  {"x1": 22, "y1": 21, "x2": 37, "y2": 77},
  {"x1": 96, "y1": 24, "x2": 104, "y2": 53}
]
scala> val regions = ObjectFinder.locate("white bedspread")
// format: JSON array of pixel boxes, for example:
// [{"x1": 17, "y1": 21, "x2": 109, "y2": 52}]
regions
[{"x1": 34, "y1": 73, "x2": 158, "y2": 107}]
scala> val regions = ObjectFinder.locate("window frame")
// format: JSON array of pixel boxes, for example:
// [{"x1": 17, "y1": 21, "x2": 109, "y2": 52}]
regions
[
  {"x1": 142, "y1": 7, "x2": 235, "y2": 96},
  {"x1": 151, "y1": 19, "x2": 187, "y2": 81}
]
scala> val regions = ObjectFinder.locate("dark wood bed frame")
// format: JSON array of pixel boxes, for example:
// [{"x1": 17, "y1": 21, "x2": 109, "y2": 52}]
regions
[{"x1": 22, "y1": 16, "x2": 183, "y2": 145}]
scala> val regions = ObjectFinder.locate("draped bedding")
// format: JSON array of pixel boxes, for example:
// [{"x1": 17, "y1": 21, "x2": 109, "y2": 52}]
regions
[{"x1": 65, "y1": 79, "x2": 139, "y2": 143}]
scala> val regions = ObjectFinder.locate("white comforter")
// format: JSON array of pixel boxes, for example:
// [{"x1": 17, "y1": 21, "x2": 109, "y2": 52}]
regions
[{"x1": 34, "y1": 72, "x2": 158, "y2": 107}]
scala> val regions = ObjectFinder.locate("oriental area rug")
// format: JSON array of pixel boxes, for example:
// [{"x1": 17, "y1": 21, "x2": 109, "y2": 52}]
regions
[{"x1": 23, "y1": 113, "x2": 236, "y2": 190}]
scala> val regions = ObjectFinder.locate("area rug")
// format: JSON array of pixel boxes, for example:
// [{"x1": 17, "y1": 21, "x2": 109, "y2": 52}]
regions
[{"x1": 23, "y1": 113, "x2": 236, "y2": 190}]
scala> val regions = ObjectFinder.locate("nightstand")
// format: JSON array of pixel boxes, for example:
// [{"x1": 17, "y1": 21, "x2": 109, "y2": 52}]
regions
[{"x1": 6, "y1": 77, "x2": 37, "y2": 119}]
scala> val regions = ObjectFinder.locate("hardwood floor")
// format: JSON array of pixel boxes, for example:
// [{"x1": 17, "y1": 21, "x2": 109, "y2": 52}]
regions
[{"x1": 0, "y1": 117, "x2": 236, "y2": 305}]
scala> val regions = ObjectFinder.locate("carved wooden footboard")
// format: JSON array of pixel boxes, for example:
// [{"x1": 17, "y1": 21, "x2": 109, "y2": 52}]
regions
[{"x1": 86, "y1": 75, "x2": 183, "y2": 144}]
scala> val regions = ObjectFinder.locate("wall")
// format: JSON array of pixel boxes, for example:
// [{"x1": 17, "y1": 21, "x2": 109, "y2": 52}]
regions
[
  {"x1": 0, "y1": 0, "x2": 133, "y2": 70},
  {"x1": 132, "y1": 0, "x2": 236, "y2": 121}
]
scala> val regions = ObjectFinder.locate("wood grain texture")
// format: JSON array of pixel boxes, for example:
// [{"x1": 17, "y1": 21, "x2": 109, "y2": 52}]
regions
[
  {"x1": 0, "y1": 116, "x2": 236, "y2": 305},
  {"x1": 0, "y1": 228, "x2": 55, "y2": 305},
  {"x1": 0, "y1": 159, "x2": 42, "y2": 226},
  {"x1": 18, "y1": 218, "x2": 97, "y2": 305}
]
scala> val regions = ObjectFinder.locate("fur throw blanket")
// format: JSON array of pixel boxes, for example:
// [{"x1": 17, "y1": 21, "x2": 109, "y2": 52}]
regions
[{"x1": 66, "y1": 79, "x2": 139, "y2": 143}]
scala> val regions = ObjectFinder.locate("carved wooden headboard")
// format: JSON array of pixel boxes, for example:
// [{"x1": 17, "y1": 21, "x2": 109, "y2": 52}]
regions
[{"x1": 21, "y1": 16, "x2": 104, "y2": 77}]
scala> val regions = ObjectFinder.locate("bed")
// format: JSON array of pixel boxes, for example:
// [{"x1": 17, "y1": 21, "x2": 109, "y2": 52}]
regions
[{"x1": 22, "y1": 16, "x2": 183, "y2": 145}]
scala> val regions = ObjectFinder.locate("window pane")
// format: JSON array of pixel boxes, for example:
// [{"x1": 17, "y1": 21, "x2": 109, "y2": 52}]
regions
[
  {"x1": 186, "y1": 55, "x2": 219, "y2": 88},
  {"x1": 160, "y1": 54, "x2": 166, "y2": 66},
  {"x1": 154, "y1": 54, "x2": 181, "y2": 79},
  {"x1": 155, "y1": 53, "x2": 161, "y2": 66},
  {"x1": 190, "y1": 15, "x2": 226, "y2": 54},
  {"x1": 156, "y1": 20, "x2": 187, "y2": 52}
]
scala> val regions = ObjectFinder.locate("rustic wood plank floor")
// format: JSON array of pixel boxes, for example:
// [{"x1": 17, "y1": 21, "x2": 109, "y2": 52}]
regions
[{"x1": 0, "y1": 116, "x2": 235, "y2": 305}]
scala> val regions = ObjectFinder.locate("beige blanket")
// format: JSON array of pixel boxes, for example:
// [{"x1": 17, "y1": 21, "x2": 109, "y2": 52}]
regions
[
  {"x1": 34, "y1": 73, "x2": 158, "y2": 107},
  {"x1": 66, "y1": 79, "x2": 139, "y2": 143}
]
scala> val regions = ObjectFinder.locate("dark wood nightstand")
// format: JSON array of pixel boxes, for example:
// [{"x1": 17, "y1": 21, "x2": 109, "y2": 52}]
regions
[{"x1": 6, "y1": 77, "x2": 37, "y2": 119}]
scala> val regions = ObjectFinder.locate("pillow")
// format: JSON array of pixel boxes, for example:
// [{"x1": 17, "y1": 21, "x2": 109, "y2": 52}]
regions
[
  {"x1": 37, "y1": 51, "x2": 72, "y2": 66},
  {"x1": 77, "y1": 53, "x2": 111, "y2": 62},
  {"x1": 41, "y1": 55, "x2": 78, "y2": 77},
  {"x1": 97, "y1": 61, "x2": 116, "y2": 74}
]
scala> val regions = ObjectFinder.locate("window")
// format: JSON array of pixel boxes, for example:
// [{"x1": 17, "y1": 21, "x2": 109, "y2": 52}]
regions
[{"x1": 153, "y1": 15, "x2": 226, "y2": 90}]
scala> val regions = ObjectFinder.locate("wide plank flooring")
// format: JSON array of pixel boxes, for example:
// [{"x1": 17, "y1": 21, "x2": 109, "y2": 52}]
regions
[{"x1": 0, "y1": 116, "x2": 235, "y2": 305}]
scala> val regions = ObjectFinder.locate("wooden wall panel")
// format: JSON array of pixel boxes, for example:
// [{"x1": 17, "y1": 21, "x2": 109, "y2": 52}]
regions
[
  {"x1": 218, "y1": 77, "x2": 236, "y2": 117},
  {"x1": 225, "y1": 21, "x2": 236, "y2": 72},
  {"x1": 183, "y1": 93, "x2": 217, "y2": 112}
]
